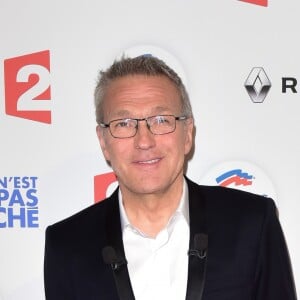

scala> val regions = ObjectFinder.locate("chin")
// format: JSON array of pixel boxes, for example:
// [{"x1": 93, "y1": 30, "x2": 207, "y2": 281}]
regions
[{"x1": 134, "y1": 181, "x2": 173, "y2": 196}]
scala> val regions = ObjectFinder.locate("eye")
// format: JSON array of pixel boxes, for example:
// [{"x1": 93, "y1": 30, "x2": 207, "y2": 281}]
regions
[
  {"x1": 115, "y1": 120, "x2": 129, "y2": 127},
  {"x1": 155, "y1": 116, "x2": 170, "y2": 124},
  {"x1": 113, "y1": 119, "x2": 135, "y2": 128}
]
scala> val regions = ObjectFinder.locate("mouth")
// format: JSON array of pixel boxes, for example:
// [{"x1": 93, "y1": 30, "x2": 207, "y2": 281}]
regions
[{"x1": 134, "y1": 158, "x2": 161, "y2": 165}]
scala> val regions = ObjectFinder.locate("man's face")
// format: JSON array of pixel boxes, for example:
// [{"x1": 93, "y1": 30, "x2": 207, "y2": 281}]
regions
[{"x1": 97, "y1": 75, "x2": 193, "y2": 197}]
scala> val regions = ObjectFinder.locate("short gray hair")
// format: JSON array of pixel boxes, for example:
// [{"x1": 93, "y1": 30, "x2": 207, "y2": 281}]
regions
[{"x1": 94, "y1": 55, "x2": 193, "y2": 124}]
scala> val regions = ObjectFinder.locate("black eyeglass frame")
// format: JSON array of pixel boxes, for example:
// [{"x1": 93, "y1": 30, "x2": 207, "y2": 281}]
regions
[{"x1": 99, "y1": 114, "x2": 188, "y2": 139}]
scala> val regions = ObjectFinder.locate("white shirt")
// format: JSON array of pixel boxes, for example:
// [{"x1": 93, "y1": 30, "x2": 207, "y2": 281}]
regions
[{"x1": 119, "y1": 180, "x2": 190, "y2": 300}]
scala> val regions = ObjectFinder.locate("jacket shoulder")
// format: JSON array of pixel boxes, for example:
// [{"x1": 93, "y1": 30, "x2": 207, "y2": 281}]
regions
[
  {"x1": 45, "y1": 189, "x2": 119, "y2": 242},
  {"x1": 186, "y1": 177, "x2": 276, "y2": 217}
]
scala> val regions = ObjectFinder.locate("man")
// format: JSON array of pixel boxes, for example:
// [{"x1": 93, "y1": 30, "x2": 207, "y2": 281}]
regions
[{"x1": 44, "y1": 55, "x2": 297, "y2": 300}]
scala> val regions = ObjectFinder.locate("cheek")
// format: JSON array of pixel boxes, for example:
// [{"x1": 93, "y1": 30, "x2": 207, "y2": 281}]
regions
[
  {"x1": 105, "y1": 140, "x2": 132, "y2": 165},
  {"x1": 164, "y1": 136, "x2": 188, "y2": 162}
]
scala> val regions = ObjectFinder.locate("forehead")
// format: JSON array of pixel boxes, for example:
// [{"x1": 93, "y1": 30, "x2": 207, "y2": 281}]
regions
[{"x1": 102, "y1": 75, "x2": 182, "y2": 117}]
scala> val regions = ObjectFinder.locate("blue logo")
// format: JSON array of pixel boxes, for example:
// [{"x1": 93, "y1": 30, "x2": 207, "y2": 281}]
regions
[
  {"x1": 216, "y1": 169, "x2": 253, "y2": 187},
  {"x1": 0, "y1": 176, "x2": 39, "y2": 228}
]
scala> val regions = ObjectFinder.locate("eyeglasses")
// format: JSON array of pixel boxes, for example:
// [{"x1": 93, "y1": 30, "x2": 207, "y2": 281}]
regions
[{"x1": 99, "y1": 114, "x2": 188, "y2": 139}]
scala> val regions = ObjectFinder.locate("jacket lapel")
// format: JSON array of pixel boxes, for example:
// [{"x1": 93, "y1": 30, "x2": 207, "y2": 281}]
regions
[
  {"x1": 104, "y1": 189, "x2": 135, "y2": 300},
  {"x1": 104, "y1": 188, "x2": 125, "y2": 256},
  {"x1": 185, "y1": 179, "x2": 208, "y2": 300}
]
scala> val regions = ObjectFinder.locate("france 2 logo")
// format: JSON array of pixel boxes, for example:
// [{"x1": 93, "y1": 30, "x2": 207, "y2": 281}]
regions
[
  {"x1": 94, "y1": 172, "x2": 117, "y2": 203},
  {"x1": 239, "y1": 0, "x2": 268, "y2": 6},
  {"x1": 4, "y1": 50, "x2": 52, "y2": 124}
]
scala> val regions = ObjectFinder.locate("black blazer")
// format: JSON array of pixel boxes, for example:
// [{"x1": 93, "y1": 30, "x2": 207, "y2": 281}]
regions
[{"x1": 44, "y1": 178, "x2": 297, "y2": 300}]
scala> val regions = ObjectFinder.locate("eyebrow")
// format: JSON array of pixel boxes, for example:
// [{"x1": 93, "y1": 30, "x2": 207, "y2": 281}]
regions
[{"x1": 111, "y1": 106, "x2": 173, "y2": 119}]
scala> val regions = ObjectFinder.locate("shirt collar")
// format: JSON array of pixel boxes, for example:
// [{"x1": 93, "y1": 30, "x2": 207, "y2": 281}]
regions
[{"x1": 118, "y1": 178, "x2": 190, "y2": 233}]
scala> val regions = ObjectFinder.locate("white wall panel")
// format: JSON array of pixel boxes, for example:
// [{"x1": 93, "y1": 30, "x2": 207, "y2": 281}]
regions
[{"x1": 0, "y1": 0, "x2": 298, "y2": 298}]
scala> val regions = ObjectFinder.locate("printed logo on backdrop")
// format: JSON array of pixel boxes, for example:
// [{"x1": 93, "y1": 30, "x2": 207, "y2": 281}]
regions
[
  {"x1": 216, "y1": 169, "x2": 253, "y2": 187},
  {"x1": 245, "y1": 67, "x2": 272, "y2": 103},
  {"x1": 4, "y1": 50, "x2": 52, "y2": 124},
  {"x1": 116, "y1": 45, "x2": 188, "y2": 88},
  {"x1": 0, "y1": 177, "x2": 39, "y2": 228},
  {"x1": 199, "y1": 161, "x2": 277, "y2": 202},
  {"x1": 244, "y1": 67, "x2": 299, "y2": 102},
  {"x1": 239, "y1": 0, "x2": 268, "y2": 7},
  {"x1": 94, "y1": 172, "x2": 117, "y2": 203}
]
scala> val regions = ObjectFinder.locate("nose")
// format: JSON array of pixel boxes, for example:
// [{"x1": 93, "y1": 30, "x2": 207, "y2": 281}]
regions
[{"x1": 133, "y1": 120, "x2": 156, "y2": 150}]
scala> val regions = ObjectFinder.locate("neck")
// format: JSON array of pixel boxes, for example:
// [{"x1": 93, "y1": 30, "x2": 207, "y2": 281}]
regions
[{"x1": 120, "y1": 177, "x2": 184, "y2": 237}]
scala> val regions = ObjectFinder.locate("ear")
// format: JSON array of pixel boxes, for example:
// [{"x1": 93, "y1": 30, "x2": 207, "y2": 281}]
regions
[
  {"x1": 96, "y1": 125, "x2": 111, "y2": 162},
  {"x1": 184, "y1": 118, "x2": 194, "y2": 155}
]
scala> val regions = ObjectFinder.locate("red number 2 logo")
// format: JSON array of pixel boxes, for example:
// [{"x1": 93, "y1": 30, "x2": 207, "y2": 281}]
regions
[{"x1": 4, "y1": 50, "x2": 51, "y2": 124}]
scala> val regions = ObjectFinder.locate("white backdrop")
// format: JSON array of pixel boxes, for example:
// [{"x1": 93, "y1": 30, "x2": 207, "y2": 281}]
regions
[{"x1": 0, "y1": 0, "x2": 299, "y2": 298}]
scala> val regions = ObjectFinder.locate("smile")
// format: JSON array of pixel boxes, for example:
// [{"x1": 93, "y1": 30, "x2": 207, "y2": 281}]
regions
[{"x1": 136, "y1": 158, "x2": 161, "y2": 164}]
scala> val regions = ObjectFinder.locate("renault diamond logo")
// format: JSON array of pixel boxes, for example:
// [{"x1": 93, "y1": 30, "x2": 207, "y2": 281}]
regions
[{"x1": 244, "y1": 67, "x2": 271, "y2": 103}]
